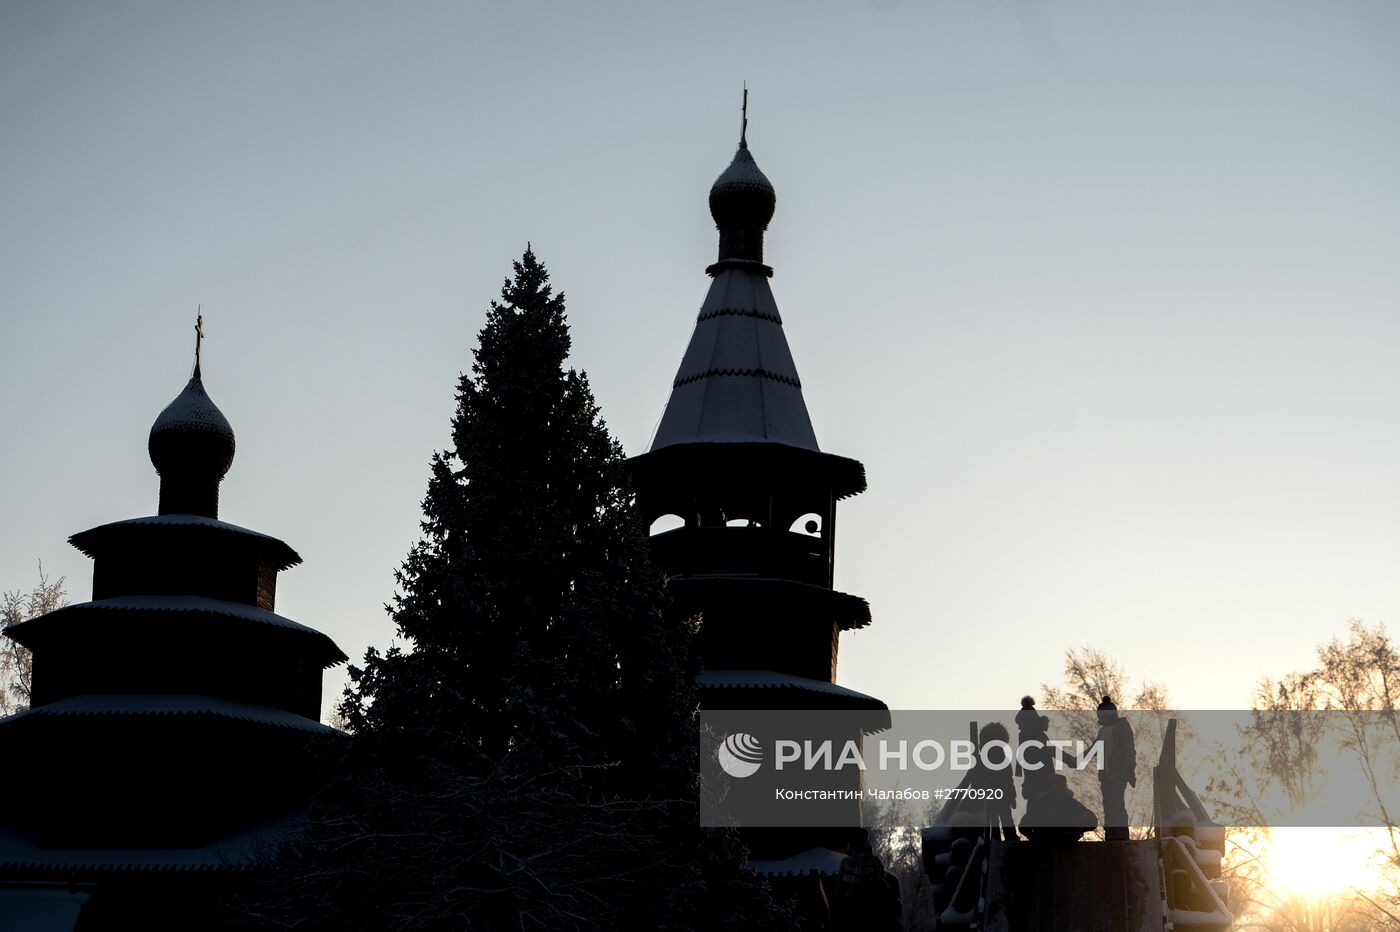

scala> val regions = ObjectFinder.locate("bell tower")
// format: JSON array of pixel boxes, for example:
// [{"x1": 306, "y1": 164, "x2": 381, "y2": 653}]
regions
[{"x1": 628, "y1": 106, "x2": 888, "y2": 872}]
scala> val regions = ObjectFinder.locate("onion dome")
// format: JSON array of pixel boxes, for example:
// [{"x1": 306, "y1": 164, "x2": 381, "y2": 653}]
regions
[
  {"x1": 148, "y1": 376, "x2": 236, "y2": 480},
  {"x1": 709, "y1": 95, "x2": 776, "y2": 266},
  {"x1": 148, "y1": 316, "x2": 235, "y2": 518}
]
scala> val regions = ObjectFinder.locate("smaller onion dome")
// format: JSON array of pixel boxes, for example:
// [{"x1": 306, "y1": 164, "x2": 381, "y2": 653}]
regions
[
  {"x1": 148, "y1": 316, "x2": 235, "y2": 517},
  {"x1": 709, "y1": 144, "x2": 777, "y2": 236},
  {"x1": 708, "y1": 90, "x2": 777, "y2": 266}
]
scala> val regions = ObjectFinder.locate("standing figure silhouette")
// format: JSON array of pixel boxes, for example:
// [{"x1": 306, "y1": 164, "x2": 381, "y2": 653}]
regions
[{"x1": 1095, "y1": 696, "x2": 1136, "y2": 841}]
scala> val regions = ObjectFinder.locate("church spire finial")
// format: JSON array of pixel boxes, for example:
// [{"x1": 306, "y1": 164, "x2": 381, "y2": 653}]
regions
[
  {"x1": 740, "y1": 83, "x2": 749, "y2": 149},
  {"x1": 193, "y1": 307, "x2": 204, "y2": 379}
]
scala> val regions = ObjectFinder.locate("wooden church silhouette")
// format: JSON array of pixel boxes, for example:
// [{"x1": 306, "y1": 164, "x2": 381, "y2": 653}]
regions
[{"x1": 0, "y1": 321, "x2": 346, "y2": 928}]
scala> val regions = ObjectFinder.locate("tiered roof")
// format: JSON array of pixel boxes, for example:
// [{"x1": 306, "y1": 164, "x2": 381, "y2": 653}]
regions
[{"x1": 0, "y1": 322, "x2": 344, "y2": 882}]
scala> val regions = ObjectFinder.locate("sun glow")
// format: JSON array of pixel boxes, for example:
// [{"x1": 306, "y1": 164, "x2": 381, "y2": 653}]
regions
[{"x1": 1262, "y1": 828, "x2": 1390, "y2": 901}]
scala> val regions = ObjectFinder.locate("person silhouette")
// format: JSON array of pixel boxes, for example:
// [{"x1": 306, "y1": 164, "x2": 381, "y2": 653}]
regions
[
  {"x1": 973, "y1": 722, "x2": 1019, "y2": 842},
  {"x1": 1095, "y1": 696, "x2": 1136, "y2": 841},
  {"x1": 1014, "y1": 697, "x2": 1047, "y2": 798},
  {"x1": 1014, "y1": 695, "x2": 1039, "y2": 733},
  {"x1": 1016, "y1": 698, "x2": 1096, "y2": 842}
]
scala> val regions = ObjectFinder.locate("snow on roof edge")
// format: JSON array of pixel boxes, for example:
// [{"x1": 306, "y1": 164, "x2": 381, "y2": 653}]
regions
[
  {"x1": 69, "y1": 515, "x2": 301, "y2": 569},
  {"x1": 697, "y1": 669, "x2": 886, "y2": 706},
  {"x1": 748, "y1": 847, "x2": 848, "y2": 877},
  {"x1": 0, "y1": 694, "x2": 340, "y2": 735},
  {"x1": 9, "y1": 596, "x2": 346, "y2": 666}
]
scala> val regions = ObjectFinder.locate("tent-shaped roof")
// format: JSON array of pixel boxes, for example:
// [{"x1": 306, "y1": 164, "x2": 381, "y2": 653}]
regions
[{"x1": 651, "y1": 265, "x2": 820, "y2": 452}]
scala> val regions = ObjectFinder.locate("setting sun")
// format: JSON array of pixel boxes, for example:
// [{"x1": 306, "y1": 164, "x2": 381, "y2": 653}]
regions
[{"x1": 1263, "y1": 828, "x2": 1390, "y2": 901}]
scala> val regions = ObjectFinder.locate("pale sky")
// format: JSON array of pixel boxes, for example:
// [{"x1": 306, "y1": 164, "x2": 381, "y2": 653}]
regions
[{"x1": 3, "y1": 1, "x2": 1398, "y2": 713}]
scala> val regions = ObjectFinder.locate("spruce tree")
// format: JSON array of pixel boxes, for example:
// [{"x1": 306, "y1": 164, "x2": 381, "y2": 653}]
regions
[
  {"x1": 344, "y1": 246, "x2": 695, "y2": 794},
  {"x1": 224, "y1": 248, "x2": 792, "y2": 931}
]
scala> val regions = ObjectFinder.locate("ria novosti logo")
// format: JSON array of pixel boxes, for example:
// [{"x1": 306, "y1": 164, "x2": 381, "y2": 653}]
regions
[
  {"x1": 717, "y1": 732, "x2": 764, "y2": 778},
  {"x1": 714, "y1": 734, "x2": 1110, "y2": 777}
]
